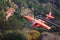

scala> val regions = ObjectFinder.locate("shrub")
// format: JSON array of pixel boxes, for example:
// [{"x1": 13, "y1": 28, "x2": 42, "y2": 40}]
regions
[{"x1": 2, "y1": 30, "x2": 27, "y2": 40}]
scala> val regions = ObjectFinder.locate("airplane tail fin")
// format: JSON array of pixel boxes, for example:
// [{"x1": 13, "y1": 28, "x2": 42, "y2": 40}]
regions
[
  {"x1": 48, "y1": 11, "x2": 52, "y2": 16},
  {"x1": 46, "y1": 11, "x2": 55, "y2": 19}
]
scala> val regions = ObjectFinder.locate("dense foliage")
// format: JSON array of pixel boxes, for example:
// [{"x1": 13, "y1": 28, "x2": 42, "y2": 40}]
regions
[{"x1": 0, "y1": 0, "x2": 60, "y2": 40}]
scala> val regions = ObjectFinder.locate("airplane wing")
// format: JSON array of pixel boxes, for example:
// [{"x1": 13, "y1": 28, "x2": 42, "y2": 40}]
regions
[{"x1": 38, "y1": 22, "x2": 51, "y2": 30}]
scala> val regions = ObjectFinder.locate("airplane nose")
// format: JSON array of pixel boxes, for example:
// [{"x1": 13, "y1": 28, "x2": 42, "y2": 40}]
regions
[{"x1": 47, "y1": 27, "x2": 51, "y2": 30}]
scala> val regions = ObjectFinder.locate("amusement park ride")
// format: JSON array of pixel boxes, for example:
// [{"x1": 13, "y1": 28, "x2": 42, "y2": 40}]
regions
[
  {"x1": 23, "y1": 11, "x2": 55, "y2": 30},
  {"x1": 4, "y1": 7, "x2": 60, "y2": 30}
]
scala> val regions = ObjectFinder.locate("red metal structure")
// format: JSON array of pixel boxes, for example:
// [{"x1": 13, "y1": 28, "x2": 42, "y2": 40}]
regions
[
  {"x1": 4, "y1": 7, "x2": 15, "y2": 20},
  {"x1": 23, "y1": 16, "x2": 51, "y2": 30}
]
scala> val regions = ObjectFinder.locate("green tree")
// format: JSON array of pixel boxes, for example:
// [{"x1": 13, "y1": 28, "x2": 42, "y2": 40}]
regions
[{"x1": 2, "y1": 30, "x2": 27, "y2": 40}]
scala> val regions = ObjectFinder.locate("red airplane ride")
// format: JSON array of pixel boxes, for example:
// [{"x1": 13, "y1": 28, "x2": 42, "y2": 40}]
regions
[
  {"x1": 23, "y1": 16, "x2": 51, "y2": 30},
  {"x1": 23, "y1": 11, "x2": 55, "y2": 30}
]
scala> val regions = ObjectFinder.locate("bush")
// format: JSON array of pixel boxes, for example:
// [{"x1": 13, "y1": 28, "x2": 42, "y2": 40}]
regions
[
  {"x1": 29, "y1": 30, "x2": 40, "y2": 40},
  {"x1": 2, "y1": 30, "x2": 27, "y2": 40}
]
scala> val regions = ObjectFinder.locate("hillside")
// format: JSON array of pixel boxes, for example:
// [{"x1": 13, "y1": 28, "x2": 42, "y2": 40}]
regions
[{"x1": 0, "y1": 0, "x2": 60, "y2": 40}]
